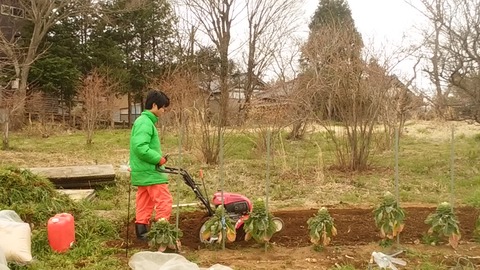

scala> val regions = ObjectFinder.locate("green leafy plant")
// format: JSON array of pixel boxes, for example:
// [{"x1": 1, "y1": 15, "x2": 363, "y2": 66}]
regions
[
  {"x1": 147, "y1": 218, "x2": 183, "y2": 252},
  {"x1": 244, "y1": 199, "x2": 278, "y2": 243},
  {"x1": 373, "y1": 191, "x2": 405, "y2": 246},
  {"x1": 201, "y1": 205, "x2": 236, "y2": 244},
  {"x1": 424, "y1": 202, "x2": 461, "y2": 249},
  {"x1": 307, "y1": 207, "x2": 337, "y2": 250}
]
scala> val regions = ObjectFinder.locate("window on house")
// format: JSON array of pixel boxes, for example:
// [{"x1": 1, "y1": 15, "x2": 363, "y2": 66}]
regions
[
  {"x1": 1, "y1": 5, "x2": 10, "y2": 15},
  {"x1": 11, "y1": 7, "x2": 24, "y2": 18}
]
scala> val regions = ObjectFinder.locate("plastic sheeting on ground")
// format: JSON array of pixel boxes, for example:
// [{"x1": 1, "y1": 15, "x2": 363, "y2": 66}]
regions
[
  {"x1": 0, "y1": 246, "x2": 9, "y2": 270},
  {"x1": 128, "y1": 252, "x2": 232, "y2": 270},
  {"x1": 0, "y1": 210, "x2": 32, "y2": 264}
]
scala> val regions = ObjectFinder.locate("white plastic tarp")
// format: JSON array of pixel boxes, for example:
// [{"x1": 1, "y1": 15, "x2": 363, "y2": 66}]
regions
[
  {"x1": 0, "y1": 247, "x2": 9, "y2": 270},
  {"x1": 0, "y1": 210, "x2": 32, "y2": 264},
  {"x1": 128, "y1": 252, "x2": 232, "y2": 270}
]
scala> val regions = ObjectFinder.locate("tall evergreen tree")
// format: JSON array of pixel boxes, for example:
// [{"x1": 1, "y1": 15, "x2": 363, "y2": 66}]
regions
[
  {"x1": 29, "y1": 3, "x2": 127, "y2": 109},
  {"x1": 28, "y1": 19, "x2": 84, "y2": 109},
  {"x1": 309, "y1": 0, "x2": 357, "y2": 30},
  {"x1": 294, "y1": 0, "x2": 387, "y2": 171},
  {"x1": 305, "y1": 0, "x2": 363, "y2": 70},
  {"x1": 112, "y1": 0, "x2": 179, "y2": 106}
]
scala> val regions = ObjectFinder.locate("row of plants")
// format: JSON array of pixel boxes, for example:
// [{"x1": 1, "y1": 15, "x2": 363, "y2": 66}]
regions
[
  {"x1": 3, "y1": 164, "x2": 479, "y2": 269},
  {"x1": 372, "y1": 192, "x2": 468, "y2": 249},
  {"x1": 146, "y1": 199, "x2": 281, "y2": 251},
  {"x1": 308, "y1": 192, "x2": 480, "y2": 250},
  {"x1": 144, "y1": 192, "x2": 480, "y2": 252}
]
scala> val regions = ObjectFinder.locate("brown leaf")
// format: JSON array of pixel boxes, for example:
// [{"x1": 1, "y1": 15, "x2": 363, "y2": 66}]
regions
[
  {"x1": 263, "y1": 235, "x2": 271, "y2": 242},
  {"x1": 245, "y1": 232, "x2": 252, "y2": 241},
  {"x1": 449, "y1": 234, "x2": 461, "y2": 249},
  {"x1": 201, "y1": 230, "x2": 211, "y2": 241},
  {"x1": 322, "y1": 236, "x2": 331, "y2": 246},
  {"x1": 176, "y1": 240, "x2": 182, "y2": 251},
  {"x1": 226, "y1": 229, "x2": 236, "y2": 243},
  {"x1": 321, "y1": 231, "x2": 331, "y2": 246},
  {"x1": 380, "y1": 226, "x2": 386, "y2": 238},
  {"x1": 331, "y1": 226, "x2": 337, "y2": 236}
]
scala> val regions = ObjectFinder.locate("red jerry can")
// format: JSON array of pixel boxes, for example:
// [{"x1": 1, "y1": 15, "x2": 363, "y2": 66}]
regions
[{"x1": 47, "y1": 213, "x2": 75, "y2": 252}]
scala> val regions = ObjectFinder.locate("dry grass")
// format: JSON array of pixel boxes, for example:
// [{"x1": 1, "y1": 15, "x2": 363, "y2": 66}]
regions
[
  {"x1": 404, "y1": 120, "x2": 480, "y2": 141},
  {"x1": 1, "y1": 120, "x2": 480, "y2": 209}
]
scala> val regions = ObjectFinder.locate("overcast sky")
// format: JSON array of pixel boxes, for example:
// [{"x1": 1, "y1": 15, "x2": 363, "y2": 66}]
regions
[
  {"x1": 176, "y1": 0, "x2": 431, "y2": 88},
  {"x1": 302, "y1": 0, "x2": 431, "y2": 88},
  {"x1": 303, "y1": 0, "x2": 425, "y2": 48}
]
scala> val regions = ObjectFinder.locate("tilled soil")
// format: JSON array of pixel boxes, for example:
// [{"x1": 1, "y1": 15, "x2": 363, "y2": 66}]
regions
[
  {"x1": 115, "y1": 205, "x2": 479, "y2": 250},
  {"x1": 107, "y1": 205, "x2": 480, "y2": 269}
]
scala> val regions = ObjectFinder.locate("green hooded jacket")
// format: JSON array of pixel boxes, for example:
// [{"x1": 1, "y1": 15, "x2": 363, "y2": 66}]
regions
[{"x1": 129, "y1": 110, "x2": 168, "y2": 186}]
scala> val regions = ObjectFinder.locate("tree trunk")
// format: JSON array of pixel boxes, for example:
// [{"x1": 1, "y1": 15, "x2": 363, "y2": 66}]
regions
[
  {"x1": 288, "y1": 120, "x2": 306, "y2": 140},
  {"x1": 128, "y1": 92, "x2": 132, "y2": 128},
  {"x1": 2, "y1": 116, "x2": 9, "y2": 150}
]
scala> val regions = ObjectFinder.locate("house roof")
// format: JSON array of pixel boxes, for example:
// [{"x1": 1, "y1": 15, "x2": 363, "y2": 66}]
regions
[{"x1": 255, "y1": 79, "x2": 297, "y2": 100}]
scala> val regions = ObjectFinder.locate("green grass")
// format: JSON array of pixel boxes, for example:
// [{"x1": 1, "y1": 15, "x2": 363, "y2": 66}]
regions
[
  {"x1": 3, "y1": 124, "x2": 480, "y2": 207},
  {"x1": 2, "y1": 121, "x2": 480, "y2": 269},
  {"x1": 0, "y1": 167, "x2": 123, "y2": 270}
]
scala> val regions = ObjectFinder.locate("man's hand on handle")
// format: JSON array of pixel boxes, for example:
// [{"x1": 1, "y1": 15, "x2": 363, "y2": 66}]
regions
[{"x1": 159, "y1": 154, "x2": 169, "y2": 166}]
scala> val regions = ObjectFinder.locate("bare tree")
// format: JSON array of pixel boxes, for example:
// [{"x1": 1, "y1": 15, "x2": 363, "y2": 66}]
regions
[
  {"x1": 0, "y1": 0, "x2": 128, "y2": 149},
  {"x1": 183, "y1": 0, "x2": 240, "y2": 127},
  {"x1": 406, "y1": 0, "x2": 450, "y2": 119},
  {"x1": 271, "y1": 36, "x2": 303, "y2": 83},
  {"x1": 0, "y1": 84, "x2": 42, "y2": 150},
  {"x1": 0, "y1": 1, "x2": 93, "y2": 107},
  {"x1": 0, "y1": 0, "x2": 154, "y2": 135},
  {"x1": 156, "y1": 69, "x2": 202, "y2": 152},
  {"x1": 78, "y1": 69, "x2": 113, "y2": 145},
  {"x1": 0, "y1": 86, "x2": 23, "y2": 150},
  {"x1": 178, "y1": 0, "x2": 240, "y2": 164},
  {"x1": 239, "y1": 0, "x2": 305, "y2": 122},
  {"x1": 300, "y1": 24, "x2": 393, "y2": 171},
  {"x1": 409, "y1": 0, "x2": 480, "y2": 122},
  {"x1": 0, "y1": 28, "x2": 20, "y2": 149}
]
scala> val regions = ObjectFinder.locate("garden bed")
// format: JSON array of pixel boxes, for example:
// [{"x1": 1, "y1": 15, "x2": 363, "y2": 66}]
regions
[{"x1": 112, "y1": 205, "x2": 480, "y2": 269}]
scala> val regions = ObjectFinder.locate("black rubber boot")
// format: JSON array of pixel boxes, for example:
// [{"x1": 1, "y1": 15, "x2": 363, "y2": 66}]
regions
[{"x1": 135, "y1": 223, "x2": 148, "y2": 241}]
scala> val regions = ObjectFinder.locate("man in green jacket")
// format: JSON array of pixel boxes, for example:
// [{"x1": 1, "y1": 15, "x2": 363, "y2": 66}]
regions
[{"x1": 129, "y1": 90, "x2": 171, "y2": 241}]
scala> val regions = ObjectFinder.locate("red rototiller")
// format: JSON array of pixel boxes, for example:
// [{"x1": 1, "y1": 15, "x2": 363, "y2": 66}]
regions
[{"x1": 159, "y1": 166, "x2": 284, "y2": 243}]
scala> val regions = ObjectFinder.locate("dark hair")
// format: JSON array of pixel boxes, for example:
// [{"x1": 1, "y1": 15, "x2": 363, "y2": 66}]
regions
[{"x1": 145, "y1": 90, "x2": 170, "y2": 110}]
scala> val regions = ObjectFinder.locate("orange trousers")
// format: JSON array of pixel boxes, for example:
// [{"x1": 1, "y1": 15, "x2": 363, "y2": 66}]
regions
[{"x1": 135, "y1": 184, "x2": 173, "y2": 224}]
